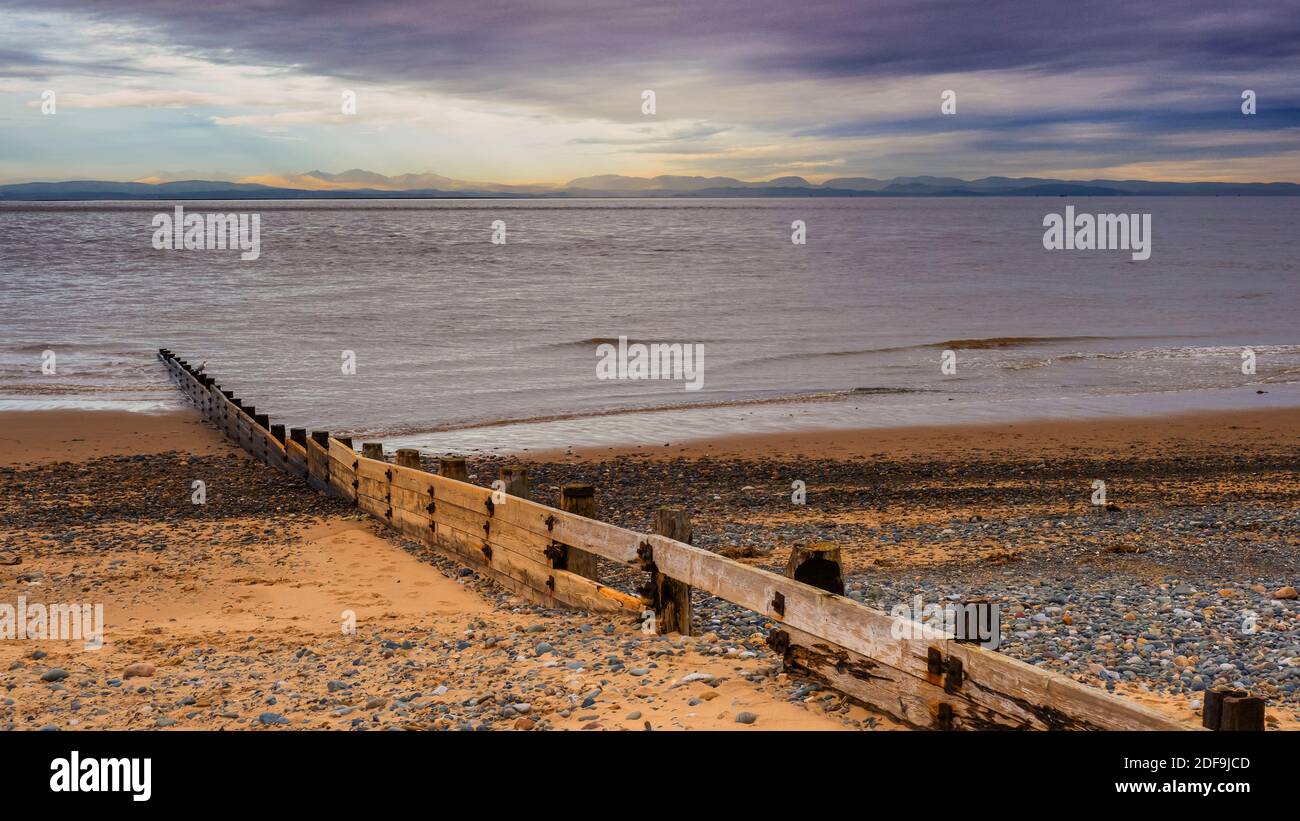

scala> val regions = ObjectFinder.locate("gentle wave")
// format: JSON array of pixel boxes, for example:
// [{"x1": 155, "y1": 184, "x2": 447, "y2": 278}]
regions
[
  {"x1": 934, "y1": 335, "x2": 1130, "y2": 350},
  {"x1": 346, "y1": 386, "x2": 927, "y2": 438},
  {"x1": 540, "y1": 336, "x2": 728, "y2": 351},
  {"x1": 736, "y1": 335, "x2": 1147, "y2": 367}
]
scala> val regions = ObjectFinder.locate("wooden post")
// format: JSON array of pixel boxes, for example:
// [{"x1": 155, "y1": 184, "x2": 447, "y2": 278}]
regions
[
  {"x1": 1204, "y1": 688, "x2": 1265, "y2": 731},
  {"x1": 499, "y1": 465, "x2": 529, "y2": 499},
  {"x1": 395, "y1": 449, "x2": 421, "y2": 470},
  {"x1": 651, "y1": 507, "x2": 693, "y2": 636},
  {"x1": 1203, "y1": 688, "x2": 1245, "y2": 729},
  {"x1": 1220, "y1": 695, "x2": 1266, "y2": 731},
  {"x1": 785, "y1": 542, "x2": 845, "y2": 595},
  {"x1": 270, "y1": 424, "x2": 285, "y2": 444},
  {"x1": 308, "y1": 431, "x2": 330, "y2": 490},
  {"x1": 336, "y1": 436, "x2": 353, "y2": 448},
  {"x1": 253, "y1": 413, "x2": 269, "y2": 430},
  {"x1": 439, "y1": 456, "x2": 468, "y2": 482},
  {"x1": 241, "y1": 407, "x2": 257, "y2": 451},
  {"x1": 557, "y1": 484, "x2": 599, "y2": 580},
  {"x1": 289, "y1": 428, "x2": 307, "y2": 446},
  {"x1": 359, "y1": 443, "x2": 393, "y2": 520}
]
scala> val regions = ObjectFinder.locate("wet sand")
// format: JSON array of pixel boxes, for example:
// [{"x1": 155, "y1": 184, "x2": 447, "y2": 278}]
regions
[
  {"x1": 531, "y1": 406, "x2": 1299, "y2": 463},
  {"x1": 0, "y1": 408, "x2": 228, "y2": 466}
]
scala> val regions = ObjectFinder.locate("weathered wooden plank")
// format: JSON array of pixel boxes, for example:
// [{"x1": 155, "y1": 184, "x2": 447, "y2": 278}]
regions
[
  {"x1": 431, "y1": 498, "x2": 554, "y2": 563},
  {"x1": 355, "y1": 489, "x2": 389, "y2": 521},
  {"x1": 430, "y1": 521, "x2": 562, "y2": 609},
  {"x1": 285, "y1": 440, "x2": 308, "y2": 479},
  {"x1": 356, "y1": 474, "x2": 390, "y2": 502},
  {"x1": 388, "y1": 502, "x2": 433, "y2": 544},
  {"x1": 328, "y1": 453, "x2": 357, "y2": 502},
  {"x1": 389, "y1": 463, "x2": 647, "y2": 561},
  {"x1": 943, "y1": 642, "x2": 1189, "y2": 731},
  {"x1": 369, "y1": 488, "x2": 626, "y2": 613},
  {"x1": 536, "y1": 522, "x2": 1189, "y2": 730},
  {"x1": 366, "y1": 459, "x2": 544, "y2": 557},
  {"x1": 305, "y1": 436, "x2": 333, "y2": 496},
  {"x1": 774, "y1": 624, "x2": 1036, "y2": 730},
  {"x1": 388, "y1": 484, "x2": 428, "y2": 517}
]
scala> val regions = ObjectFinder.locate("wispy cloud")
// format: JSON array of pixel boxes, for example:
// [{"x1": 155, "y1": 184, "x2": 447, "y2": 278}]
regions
[{"x1": 0, "y1": 0, "x2": 1297, "y2": 182}]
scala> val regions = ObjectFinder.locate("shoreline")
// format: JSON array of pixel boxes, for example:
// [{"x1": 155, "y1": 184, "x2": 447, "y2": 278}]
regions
[
  {"x1": 3, "y1": 404, "x2": 1296, "y2": 465},
  {"x1": 378, "y1": 384, "x2": 1300, "y2": 456},
  {"x1": 529, "y1": 405, "x2": 1299, "y2": 462}
]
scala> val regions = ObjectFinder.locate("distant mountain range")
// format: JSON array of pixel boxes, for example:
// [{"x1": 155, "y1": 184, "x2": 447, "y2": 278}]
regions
[{"x1": 3, "y1": 170, "x2": 1299, "y2": 200}]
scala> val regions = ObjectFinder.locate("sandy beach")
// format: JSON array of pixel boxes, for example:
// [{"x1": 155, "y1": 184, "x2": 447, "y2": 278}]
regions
[
  {"x1": 0, "y1": 409, "x2": 878, "y2": 730},
  {"x1": 1, "y1": 405, "x2": 1297, "y2": 730}
]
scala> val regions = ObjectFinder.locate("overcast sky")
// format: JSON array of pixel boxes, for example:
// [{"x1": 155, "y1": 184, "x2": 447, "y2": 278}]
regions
[{"x1": 1, "y1": 0, "x2": 1298, "y2": 184}]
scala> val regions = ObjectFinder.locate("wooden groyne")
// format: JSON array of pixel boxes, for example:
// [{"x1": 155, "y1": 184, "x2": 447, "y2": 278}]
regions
[{"x1": 159, "y1": 348, "x2": 1212, "y2": 730}]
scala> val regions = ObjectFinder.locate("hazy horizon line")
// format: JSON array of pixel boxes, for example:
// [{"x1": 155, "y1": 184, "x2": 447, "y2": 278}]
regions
[{"x1": 4, "y1": 169, "x2": 1300, "y2": 188}]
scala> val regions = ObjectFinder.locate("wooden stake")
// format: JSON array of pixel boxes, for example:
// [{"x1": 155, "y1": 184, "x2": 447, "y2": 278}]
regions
[
  {"x1": 1203, "y1": 687, "x2": 1245, "y2": 729},
  {"x1": 499, "y1": 465, "x2": 529, "y2": 499},
  {"x1": 439, "y1": 456, "x2": 468, "y2": 482},
  {"x1": 307, "y1": 431, "x2": 330, "y2": 491},
  {"x1": 1220, "y1": 695, "x2": 1266, "y2": 731},
  {"x1": 362, "y1": 442, "x2": 385, "y2": 461},
  {"x1": 651, "y1": 507, "x2": 693, "y2": 636},
  {"x1": 558, "y1": 484, "x2": 599, "y2": 580},
  {"x1": 395, "y1": 449, "x2": 421, "y2": 470},
  {"x1": 784, "y1": 541, "x2": 845, "y2": 595},
  {"x1": 1204, "y1": 688, "x2": 1265, "y2": 730}
]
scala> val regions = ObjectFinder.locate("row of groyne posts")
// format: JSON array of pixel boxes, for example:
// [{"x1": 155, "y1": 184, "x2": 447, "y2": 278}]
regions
[{"x1": 158, "y1": 348, "x2": 1269, "y2": 731}]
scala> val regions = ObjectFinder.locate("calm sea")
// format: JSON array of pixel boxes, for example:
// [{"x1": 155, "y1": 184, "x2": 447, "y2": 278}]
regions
[{"x1": 1, "y1": 197, "x2": 1297, "y2": 452}]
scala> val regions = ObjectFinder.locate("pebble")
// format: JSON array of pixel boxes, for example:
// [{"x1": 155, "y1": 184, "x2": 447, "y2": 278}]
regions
[{"x1": 123, "y1": 663, "x2": 155, "y2": 679}]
